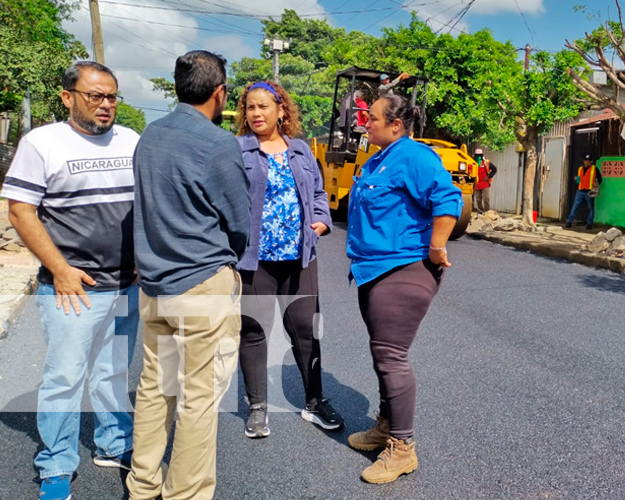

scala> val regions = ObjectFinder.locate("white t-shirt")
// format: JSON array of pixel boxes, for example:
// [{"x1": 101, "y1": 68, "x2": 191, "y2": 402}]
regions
[{"x1": 1, "y1": 122, "x2": 140, "y2": 289}]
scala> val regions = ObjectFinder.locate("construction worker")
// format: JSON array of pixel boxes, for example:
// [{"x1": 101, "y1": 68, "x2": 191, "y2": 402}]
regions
[
  {"x1": 474, "y1": 148, "x2": 497, "y2": 214},
  {"x1": 378, "y1": 72, "x2": 410, "y2": 96},
  {"x1": 565, "y1": 153, "x2": 603, "y2": 230}
]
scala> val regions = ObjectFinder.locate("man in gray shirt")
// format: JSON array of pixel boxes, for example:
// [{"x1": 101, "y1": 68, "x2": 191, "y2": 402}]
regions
[
  {"x1": 378, "y1": 71, "x2": 410, "y2": 96},
  {"x1": 127, "y1": 50, "x2": 250, "y2": 500}
]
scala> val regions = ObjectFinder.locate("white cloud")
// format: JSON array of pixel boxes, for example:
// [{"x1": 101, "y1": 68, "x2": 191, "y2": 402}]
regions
[
  {"x1": 471, "y1": 0, "x2": 544, "y2": 15},
  {"x1": 62, "y1": 0, "x2": 319, "y2": 121},
  {"x1": 404, "y1": 0, "x2": 545, "y2": 35},
  {"x1": 200, "y1": 34, "x2": 257, "y2": 63}
]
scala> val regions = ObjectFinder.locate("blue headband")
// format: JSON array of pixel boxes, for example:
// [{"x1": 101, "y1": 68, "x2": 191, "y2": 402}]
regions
[{"x1": 248, "y1": 82, "x2": 281, "y2": 103}]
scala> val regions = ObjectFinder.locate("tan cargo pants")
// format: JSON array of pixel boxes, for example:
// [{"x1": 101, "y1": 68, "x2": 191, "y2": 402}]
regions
[
  {"x1": 127, "y1": 266, "x2": 242, "y2": 500},
  {"x1": 475, "y1": 187, "x2": 491, "y2": 214}
]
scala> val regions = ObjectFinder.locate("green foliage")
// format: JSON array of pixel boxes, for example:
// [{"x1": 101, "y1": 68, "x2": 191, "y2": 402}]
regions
[
  {"x1": 115, "y1": 102, "x2": 146, "y2": 134},
  {"x1": 148, "y1": 8, "x2": 583, "y2": 147},
  {"x1": 150, "y1": 77, "x2": 175, "y2": 99},
  {"x1": 0, "y1": 0, "x2": 87, "y2": 130},
  {"x1": 292, "y1": 95, "x2": 333, "y2": 137},
  {"x1": 485, "y1": 49, "x2": 584, "y2": 146},
  {"x1": 262, "y1": 10, "x2": 345, "y2": 65}
]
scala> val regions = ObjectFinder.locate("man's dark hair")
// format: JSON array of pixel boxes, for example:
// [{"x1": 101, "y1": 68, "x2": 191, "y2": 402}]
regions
[
  {"x1": 378, "y1": 94, "x2": 415, "y2": 134},
  {"x1": 62, "y1": 61, "x2": 118, "y2": 90},
  {"x1": 174, "y1": 51, "x2": 227, "y2": 105}
]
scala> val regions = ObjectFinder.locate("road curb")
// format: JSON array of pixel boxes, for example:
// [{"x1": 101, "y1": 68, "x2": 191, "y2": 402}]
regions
[
  {"x1": 0, "y1": 273, "x2": 38, "y2": 340},
  {"x1": 466, "y1": 231, "x2": 625, "y2": 274}
]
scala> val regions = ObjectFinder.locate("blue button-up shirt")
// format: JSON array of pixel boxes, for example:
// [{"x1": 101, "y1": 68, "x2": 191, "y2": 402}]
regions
[
  {"x1": 347, "y1": 135, "x2": 463, "y2": 286},
  {"x1": 237, "y1": 133, "x2": 332, "y2": 271}
]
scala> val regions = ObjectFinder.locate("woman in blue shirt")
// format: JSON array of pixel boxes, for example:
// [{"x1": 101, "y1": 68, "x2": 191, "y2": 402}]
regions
[
  {"x1": 235, "y1": 81, "x2": 343, "y2": 439},
  {"x1": 346, "y1": 94, "x2": 462, "y2": 484}
]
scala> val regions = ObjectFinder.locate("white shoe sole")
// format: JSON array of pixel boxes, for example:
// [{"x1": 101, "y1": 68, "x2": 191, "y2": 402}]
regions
[
  {"x1": 92, "y1": 456, "x2": 131, "y2": 471},
  {"x1": 301, "y1": 409, "x2": 343, "y2": 430},
  {"x1": 245, "y1": 427, "x2": 270, "y2": 438}
]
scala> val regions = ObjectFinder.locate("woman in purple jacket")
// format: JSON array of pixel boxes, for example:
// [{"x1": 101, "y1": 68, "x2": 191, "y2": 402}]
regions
[{"x1": 235, "y1": 81, "x2": 343, "y2": 438}]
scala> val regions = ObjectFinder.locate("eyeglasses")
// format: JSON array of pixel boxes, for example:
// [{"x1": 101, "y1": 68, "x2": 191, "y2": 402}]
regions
[{"x1": 68, "y1": 89, "x2": 123, "y2": 105}]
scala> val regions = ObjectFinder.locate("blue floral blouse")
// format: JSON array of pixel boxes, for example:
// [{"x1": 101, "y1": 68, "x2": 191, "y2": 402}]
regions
[{"x1": 258, "y1": 151, "x2": 303, "y2": 261}]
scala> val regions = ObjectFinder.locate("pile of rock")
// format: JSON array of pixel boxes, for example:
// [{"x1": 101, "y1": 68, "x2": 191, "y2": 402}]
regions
[
  {"x1": 468, "y1": 210, "x2": 525, "y2": 233},
  {"x1": 0, "y1": 226, "x2": 24, "y2": 253},
  {"x1": 582, "y1": 228, "x2": 625, "y2": 257}
]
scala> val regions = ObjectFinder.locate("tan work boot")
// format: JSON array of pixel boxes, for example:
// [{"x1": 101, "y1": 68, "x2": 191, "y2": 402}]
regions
[
  {"x1": 347, "y1": 413, "x2": 390, "y2": 451},
  {"x1": 361, "y1": 436, "x2": 418, "y2": 484}
]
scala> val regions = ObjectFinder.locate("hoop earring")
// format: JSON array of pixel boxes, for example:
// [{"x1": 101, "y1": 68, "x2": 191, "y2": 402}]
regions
[
  {"x1": 244, "y1": 118, "x2": 248, "y2": 127},
  {"x1": 278, "y1": 117, "x2": 283, "y2": 128}
]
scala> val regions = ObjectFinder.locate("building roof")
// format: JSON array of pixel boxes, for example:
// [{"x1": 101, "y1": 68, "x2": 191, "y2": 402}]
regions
[{"x1": 570, "y1": 109, "x2": 618, "y2": 128}]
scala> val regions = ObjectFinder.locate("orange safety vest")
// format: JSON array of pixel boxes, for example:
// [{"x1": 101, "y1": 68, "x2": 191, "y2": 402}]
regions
[{"x1": 578, "y1": 165, "x2": 596, "y2": 190}]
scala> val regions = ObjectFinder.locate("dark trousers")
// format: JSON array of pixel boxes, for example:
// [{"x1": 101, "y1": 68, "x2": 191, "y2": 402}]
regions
[
  {"x1": 239, "y1": 259, "x2": 322, "y2": 406},
  {"x1": 567, "y1": 190, "x2": 595, "y2": 225},
  {"x1": 358, "y1": 260, "x2": 443, "y2": 440}
]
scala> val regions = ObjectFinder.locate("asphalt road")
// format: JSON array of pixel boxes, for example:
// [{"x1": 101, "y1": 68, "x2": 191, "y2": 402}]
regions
[{"x1": 1, "y1": 224, "x2": 625, "y2": 500}]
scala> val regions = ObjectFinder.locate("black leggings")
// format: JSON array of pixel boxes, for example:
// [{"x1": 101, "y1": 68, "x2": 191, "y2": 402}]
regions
[
  {"x1": 358, "y1": 260, "x2": 443, "y2": 440},
  {"x1": 239, "y1": 259, "x2": 322, "y2": 406}
]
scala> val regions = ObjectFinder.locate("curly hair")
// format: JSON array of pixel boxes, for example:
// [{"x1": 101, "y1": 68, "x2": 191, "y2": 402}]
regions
[{"x1": 235, "y1": 80, "x2": 302, "y2": 138}]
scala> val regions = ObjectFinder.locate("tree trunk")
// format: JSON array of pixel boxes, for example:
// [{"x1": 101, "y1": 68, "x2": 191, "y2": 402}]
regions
[{"x1": 521, "y1": 131, "x2": 538, "y2": 227}]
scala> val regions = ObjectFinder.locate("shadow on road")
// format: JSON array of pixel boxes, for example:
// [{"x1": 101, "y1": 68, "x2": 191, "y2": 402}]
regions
[
  {"x1": 576, "y1": 273, "x2": 625, "y2": 295},
  {"x1": 230, "y1": 363, "x2": 372, "y2": 450},
  {"x1": 0, "y1": 389, "x2": 133, "y2": 495}
]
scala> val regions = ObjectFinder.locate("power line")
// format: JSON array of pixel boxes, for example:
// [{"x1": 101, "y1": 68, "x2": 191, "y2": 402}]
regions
[
  {"x1": 435, "y1": 0, "x2": 475, "y2": 34},
  {"x1": 100, "y1": 4, "x2": 205, "y2": 49},
  {"x1": 346, "y1": 0, "x2": 387, "y2": 26},
  {"x1": 99, "y1": 21, "x2": 179, "y2": 57},
  {"x1": 99, "y1": 11, "x2": 263, "y2": 39},
  {"x1": 514, "y1": 0, "x2": 536, "y2": 47},
  {"x1": 423, "y1": 0, "x2": 468, "y2": 35},
  {"x1": 132, "y1": 105, "x2": 170, "y2": 112},
  {"x1": 363, "y1": 5, "x2": 402, "y2": 31},
  {"x1": 97, "y1": 0, "x2": 455, "y2": 19},
  {"x1": 163, "y1": 0, "x2": 262, "y2": 36}
]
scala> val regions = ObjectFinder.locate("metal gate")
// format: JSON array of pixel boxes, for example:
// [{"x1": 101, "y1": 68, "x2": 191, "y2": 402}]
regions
[
  {"x1": 540, "y1": 137, "x2": 565, "y2": 219},
  {"x1": 487, "y1": 145, "x2": 523, "y2": 214}
]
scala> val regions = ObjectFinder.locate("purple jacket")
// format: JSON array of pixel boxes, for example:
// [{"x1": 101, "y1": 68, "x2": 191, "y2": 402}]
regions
[{"x1": 237, "y1": 133, "x2": 332, "y2": 271}]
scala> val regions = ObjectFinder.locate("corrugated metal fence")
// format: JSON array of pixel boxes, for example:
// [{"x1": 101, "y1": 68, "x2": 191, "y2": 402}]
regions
[{"x1": 470, "y1": 144, "x2": 523, "y2": 214}]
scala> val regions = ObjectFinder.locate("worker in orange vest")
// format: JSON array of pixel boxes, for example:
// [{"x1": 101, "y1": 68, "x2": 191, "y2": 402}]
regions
[
  {"x1": 474, "y1": 148, "x2": 497, "y2": 214},
  {"x1": 565, "y1": 153, "x2": 603, "y2": 230}
]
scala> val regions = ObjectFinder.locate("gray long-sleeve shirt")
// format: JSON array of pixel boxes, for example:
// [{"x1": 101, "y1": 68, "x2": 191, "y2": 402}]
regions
[
  {"x1": 133, "y1": 103, "x2": 250, "y2": 297},
  {"x1": 378, "y1": 76, "x2": 403, "y2": 96}
]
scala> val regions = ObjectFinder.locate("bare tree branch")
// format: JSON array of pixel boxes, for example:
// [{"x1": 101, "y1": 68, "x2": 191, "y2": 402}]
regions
[
  {"x1": 567, "y1": 67, "x2": 625, "y2": 120},
  {"x1": 602, "y1": 27, "x2": 625, "y2": 76},
  {"x1": 565, "y1": 39, "x2": 600, "y2": 67}
]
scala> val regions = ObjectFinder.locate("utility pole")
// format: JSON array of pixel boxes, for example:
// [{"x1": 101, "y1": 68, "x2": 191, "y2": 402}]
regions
[
  {"x1": 524, "y1": 43, "x2": 531, "y2": 72},
  {"x1": 264, "y1": 37, "x2": 290, "y2": 84},
  {"x1": 19, "y1": 86, "x2": 31, "y2": 140},
  {"x1": 89, "y1": 0, "x2": 106, "y2": 64}
]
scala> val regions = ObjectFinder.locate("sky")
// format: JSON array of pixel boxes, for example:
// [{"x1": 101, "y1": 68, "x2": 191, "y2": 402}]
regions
[{"x1": 62, "y1": 0, "x2": 619, "y2": 124}]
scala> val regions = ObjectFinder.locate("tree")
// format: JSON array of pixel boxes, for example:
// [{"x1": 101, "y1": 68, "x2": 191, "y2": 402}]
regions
[
  {"x1": 116, "y1": 102, "x2": 146, "y2": 134},
  {"x1": 484, "y1": 50, "x2": 585, "y2": 226},
  {"x1": 262, "y1": 9, "x2": 345, "y2": 65},
  {"x1": 0, "y1": 0, "x2": 87, "y2": 136},
  {"x1": 377, "y1": 16, "x2": 521, "y2": 143},
  {"x1": 292, "y1": 95, "x2": 333, "y2": 137},
  {"x1": 566, "y1": 0, "x2": 625, "y2": 120},
  {"x1": 148, "y1": 11, "x2": 365, "y2": 137}
]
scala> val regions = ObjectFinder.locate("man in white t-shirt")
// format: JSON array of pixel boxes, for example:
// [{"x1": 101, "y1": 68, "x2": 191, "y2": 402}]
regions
[{"x1": 1, "y1": 61, "x2": 140, "y2": 500}]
